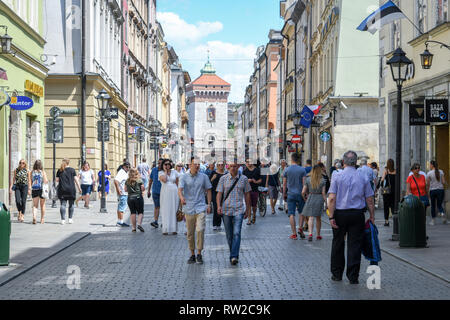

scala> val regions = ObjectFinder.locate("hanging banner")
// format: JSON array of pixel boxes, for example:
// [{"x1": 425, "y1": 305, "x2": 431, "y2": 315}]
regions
[
  {"x1": 9, "y1": 96, "x2": 34, "y2": 110},
  {"x1": 409, "y1": 103, "x2": 428, "y2": 126},
  {"x1": 425, "y1": 99, "x2": 448, "y2": 123}
]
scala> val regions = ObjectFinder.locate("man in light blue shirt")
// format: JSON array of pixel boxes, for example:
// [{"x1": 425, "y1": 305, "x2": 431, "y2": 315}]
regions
[
  {"x1": 179, "y1": 157, "x2": 212, "y2": 265},
  {"x1": 283, "y1": 153, "x2": 307, "y2": 239},
  {"x1": 327, "y1": 151, "x2": 375, "y2": 284},
  {"x1": 357, "y1": 158, "x2": 376, "y2": 190}
]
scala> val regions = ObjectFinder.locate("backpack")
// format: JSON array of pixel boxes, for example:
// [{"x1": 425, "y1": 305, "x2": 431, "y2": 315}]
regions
[{"x1": 32, "y1": 171, "x2": 43, "y2": 190}]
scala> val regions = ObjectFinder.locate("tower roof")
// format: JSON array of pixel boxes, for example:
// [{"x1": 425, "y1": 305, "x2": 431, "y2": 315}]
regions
[{"x1": 200, "y1": 52, "x2": 216, "y2": 74}]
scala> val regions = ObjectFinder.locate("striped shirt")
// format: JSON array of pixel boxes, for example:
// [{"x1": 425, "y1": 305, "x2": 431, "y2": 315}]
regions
[{"x1": 216, "y1": 173, "x2": 251, "y2": 217}]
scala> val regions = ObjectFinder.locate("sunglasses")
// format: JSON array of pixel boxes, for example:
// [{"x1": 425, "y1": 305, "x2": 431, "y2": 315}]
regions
[{"x1": 414, "y1": 167, "x2": 420, "y2": 170}]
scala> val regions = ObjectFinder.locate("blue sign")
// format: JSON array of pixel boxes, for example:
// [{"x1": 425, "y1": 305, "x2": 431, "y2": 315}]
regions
[
  {"x1": 9, "y1": 96, "x2": 34, "y2": 110},
  {"x1": 320, "y1": 131, "x2": 331, "y2": 142}
]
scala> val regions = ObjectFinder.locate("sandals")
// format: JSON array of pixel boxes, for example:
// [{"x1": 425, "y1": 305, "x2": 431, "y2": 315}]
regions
[
  {"x1": 289, "y1": 234, "x2": 298, "y2": 240},
  {"x1": 308, "y1": 234, "x2": 313, "y2": 241},
  {"x1": 316, "y1": 235, "x2": 322, "y2": 240},
  {"x1": 246, "y1": 221, "x2": 252, "y2": 225}
]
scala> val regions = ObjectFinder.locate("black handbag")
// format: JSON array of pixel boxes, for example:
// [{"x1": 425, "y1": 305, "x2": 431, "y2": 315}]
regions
[{"x1": 381, "y1": 173, "x2": 391, "y2": 195}]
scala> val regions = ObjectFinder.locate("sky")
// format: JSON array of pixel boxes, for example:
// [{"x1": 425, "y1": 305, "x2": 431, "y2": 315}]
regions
[{"x1": 157, "y1": 0, "x2": 284, "y2": 103}]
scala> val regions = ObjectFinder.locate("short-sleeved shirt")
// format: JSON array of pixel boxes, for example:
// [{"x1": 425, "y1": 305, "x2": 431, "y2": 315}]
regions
[
  {"x1": 328, "y1": 166, "x2": 374, "y2": 210},
  {"x1": 243, "y1": 167, "x2": 262, "y2": 192},
  {"x1": 57, "y1": 167, "x2": 77, "y2": 200},
  {"x1": 217, "y1": 173, "x2": 251, "y2": 216},
  {"x1": 210, "y1": 170, "x2": 227, "y2": 194},
  {"x1": 427, "y1": 170, "x2": 444, "y2": 190},
  {"x1": 150, "y1": 167, "x2": 162, "y2": 194},
  {"x1": 267, "y1": 173, "x2": 279, "y2": 187},
  {"x1": 79, "y1": 169, "x2": 94, "y2": 185},
  {"x1": 137, "y1": 163, "x2": 150, "y2": 180},
  {"x1": 305, "y1": 166, "x2": 312, "y2": 175},
  {"x1": 126, "y1": 179, "x2": 143, "y2": 199},
  {"x1": 283, "y1": 165, "x2": 306, "y2": 196},
  {"x1": 179, "y1": 171, "x2": 212, "y2": 215},
  {"x1": 114, "y1": 169, "x2": 128, "y2": 196},
  {"x1": 407, "y1": 174, "x2": 427, "y2": 197},
  {"x1": 357, "y1": 165, "x2": 376, "y2": 184},
  {"x1": 98, "y1": 170, "x2": 111, "y2": 186}
]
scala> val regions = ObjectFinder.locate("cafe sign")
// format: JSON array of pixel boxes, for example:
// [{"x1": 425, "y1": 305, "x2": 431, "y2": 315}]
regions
[{"x1": 24, "y1": 80, "x2": 44, "y2": 97}]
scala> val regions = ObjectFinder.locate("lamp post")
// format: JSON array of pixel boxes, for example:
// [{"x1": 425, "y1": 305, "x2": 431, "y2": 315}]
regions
[
  {"x1": 0, "y1": 26, "x2": 13, "y2": 54},
  {"x1": 96, "y1": 89, "x2": 111, "y2": 213},
  {"x1": 387, "y1": 47, "x2": 412, "y2": 241},
  {"x1": 420, "y1": 41, "x2": 450, "y2": 70},
  {"x1": 291, "y1": 106, "x2": 302, "y2": 154}
]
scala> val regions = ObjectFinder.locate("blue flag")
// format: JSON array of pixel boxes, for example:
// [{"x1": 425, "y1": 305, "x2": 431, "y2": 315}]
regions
[{"x1": 300, "y1": 105, "x2": 314, "y2": 128}]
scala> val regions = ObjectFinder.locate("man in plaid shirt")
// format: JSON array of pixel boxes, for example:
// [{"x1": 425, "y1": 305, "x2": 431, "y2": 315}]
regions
[{"x1": 216, "y1": 162, "x2": 251, "y2": 265}]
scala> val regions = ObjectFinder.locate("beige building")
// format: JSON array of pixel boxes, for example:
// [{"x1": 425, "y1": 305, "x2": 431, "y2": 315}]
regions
[{"x1": 379, "y1": 0, "x2": 450, "y2": 195}]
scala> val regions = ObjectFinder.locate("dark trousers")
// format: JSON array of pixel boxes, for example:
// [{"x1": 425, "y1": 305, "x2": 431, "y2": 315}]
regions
[
  {"x1": 382, "y1": 193, "x2": 395, "y2": 221},
  {"x1": 331, "y1": 209, "x2": 365, "y2": 281},
  {"x1": 15, "y1": 184, "x2": 28, "y2": 214},
  {"x1": 212, "y1": 193, "x2": 222, "y2": 227},
  {"x1": 430, "y1": 189, "x2": 445, "y2": 218}
]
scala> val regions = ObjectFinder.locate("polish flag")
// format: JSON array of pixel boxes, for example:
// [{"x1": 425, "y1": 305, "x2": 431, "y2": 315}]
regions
[{"x1": 307, "y1": 105, "x2": 321, "y2": 115}]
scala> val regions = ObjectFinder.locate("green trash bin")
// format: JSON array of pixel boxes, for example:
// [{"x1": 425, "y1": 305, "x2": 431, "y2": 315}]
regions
[
  {"x1": 0, "y1": 202, "x2": 11, "y2": 266},
  {"x1": 399, "y1": 195, "x2": 427, "y2": 247}
]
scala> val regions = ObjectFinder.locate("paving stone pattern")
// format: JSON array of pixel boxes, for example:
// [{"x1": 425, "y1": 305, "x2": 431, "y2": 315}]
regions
[{"x1": 0, "y1": 205, "x2": 449, "y2": 300}]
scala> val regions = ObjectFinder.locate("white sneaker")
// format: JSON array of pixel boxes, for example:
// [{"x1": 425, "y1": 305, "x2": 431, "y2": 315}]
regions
[
  {"x1": 61, "y1": 220, "x2": 65, "y2": 225},
  {"x1": 68, "y1": 219, "x2": 73, "y2": 224},
  {"x1": 429, "y1": 219, "x2": 435, "y2": 226}
]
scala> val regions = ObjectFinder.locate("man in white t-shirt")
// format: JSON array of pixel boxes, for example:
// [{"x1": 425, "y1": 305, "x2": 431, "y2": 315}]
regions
[
  {"x1": 137, "y1": 158, "x2": 150, "y2": 189},
  {"x1": 114, "y1": 162, "x2": 130, "y2": 227}
]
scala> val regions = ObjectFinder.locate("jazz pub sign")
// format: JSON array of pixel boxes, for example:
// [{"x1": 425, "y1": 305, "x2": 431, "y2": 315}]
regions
[{"x1": 409, "y1": 99, "x2": 449, "y2": 126}]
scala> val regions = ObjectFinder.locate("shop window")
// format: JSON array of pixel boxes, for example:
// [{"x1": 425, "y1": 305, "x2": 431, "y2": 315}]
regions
[{"x1": 437, "y1": 0, "x2": 449, "y2": 25}]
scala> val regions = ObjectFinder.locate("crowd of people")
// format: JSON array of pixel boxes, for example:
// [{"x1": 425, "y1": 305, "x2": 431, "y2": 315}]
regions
[{"x1": 8, "y1": 152, "x2": 447, "y2": 283}]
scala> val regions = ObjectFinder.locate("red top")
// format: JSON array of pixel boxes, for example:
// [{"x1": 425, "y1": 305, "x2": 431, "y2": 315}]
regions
[{"x1": 406, "y1": 174, "x2": 426, "y2": 197}]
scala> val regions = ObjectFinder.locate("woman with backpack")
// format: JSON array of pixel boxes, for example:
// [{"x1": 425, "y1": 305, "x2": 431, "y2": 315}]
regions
[
  {"x1": 56, "y1": 158, "x2": 81, "y2": 225},
  {"x1": 29, "y1": 160, "x2": 48, "y2": 224}
]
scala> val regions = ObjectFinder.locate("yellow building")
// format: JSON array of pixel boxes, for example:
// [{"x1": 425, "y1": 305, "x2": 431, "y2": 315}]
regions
[{"x1": 379, "y1": 0, "x2": 450, "y2": 197}]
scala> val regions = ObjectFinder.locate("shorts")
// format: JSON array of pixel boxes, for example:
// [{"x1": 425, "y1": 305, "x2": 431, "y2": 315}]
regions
[
  {"x1": 127, "y1": 197, "x2": 144, "y2": 215},
  {"x1": 152, "y1": 193, "x2": 161, "y2": 208},
  {"x1": 32, "y1": 189, "x2": 44, "y2": 199},
  {"x1": 81, "y1": 184, "x2": 92, "y2": 196},
  {"x1": 287, "y1": 194, "x2": 305, "y2": 216},
  {"x1": 117, "y1": 195, "x2": 128, "y2": 212},
  {"x1": 250, "y1": 191, "x2": 259, "y2": 207}
]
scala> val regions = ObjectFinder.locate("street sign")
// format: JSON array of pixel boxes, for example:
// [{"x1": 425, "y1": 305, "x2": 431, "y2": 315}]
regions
[
  {"x1": 409, "y1": 104, "x2": 428, "y2": 126},
  {"x1": 137, "y1": 128, "x2": 145, "y2": 142},
  {"x1": 9, "y1": 96, "x2": 34, "y2": 111},
  {"x1": 49, "y1": 106, "x2": 61, "y2": 118},
  {"x1": 97, "y1": 120, "x2": 110, "y2": 142},
  {"x1": 108, "y1": 108, "x2": 119, "y2": 119},
  {"x1": 46, "y1": 118, "x2": 64, "y2": 143},
  {"x1": 425, "y1": 99, "x2": 448, "y2": 123},
  {"x1": 150, "y1": 143, "x2": 159, "y2": 150},
  {"x1": 291, "y1": 135, "x2": 301, "y2": 144},
  {"x1": 320, "y1": 131, "x2": 331, "y2": 142}
]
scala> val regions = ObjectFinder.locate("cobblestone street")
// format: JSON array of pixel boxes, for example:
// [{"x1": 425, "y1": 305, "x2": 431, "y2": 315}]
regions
[{"x1": 0, "y1": 203, "x2": 449, "y2": 300}]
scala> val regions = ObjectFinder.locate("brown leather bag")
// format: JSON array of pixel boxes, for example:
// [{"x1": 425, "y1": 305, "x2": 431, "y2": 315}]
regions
[{"x1": 176, "y1": 200, "x2": 184, "y2": 222}]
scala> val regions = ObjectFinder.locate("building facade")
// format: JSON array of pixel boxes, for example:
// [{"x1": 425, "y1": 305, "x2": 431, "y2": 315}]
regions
[
  {"x1": 0, "y1": 0, "x2": 47, "y2": 207},
  {"x1": 43, "y1": 0, "x2": 128, "y2": 184},
  {"x1": 379, "y1": 0, "x2": 450, "y2": 197}
]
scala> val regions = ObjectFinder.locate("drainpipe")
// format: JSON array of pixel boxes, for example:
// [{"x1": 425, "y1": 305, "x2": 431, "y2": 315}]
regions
[
  {"x1": 81, "y1": 0, "x2": 86, "y2": 165},
  {"x1": 308, "y1": 5, "x2": 313, "y2": 162},
  {"x1": 281, "y1": 28, "x2": 290, "y2": 162}
]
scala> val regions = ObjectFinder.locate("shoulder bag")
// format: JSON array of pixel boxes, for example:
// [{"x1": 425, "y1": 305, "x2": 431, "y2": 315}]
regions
[
  {"x1": 381, "y1": 172, "x2": 392, "y2": 195},
  {"x1": 176, "y1": 200, "x2": 184, "y2": 222},
  {"x1": 412, "y1": 176, "x2": 429, "y2": 207},
  {"x1": 221, "y1": 174, "x2": 241, "y2": 206}
]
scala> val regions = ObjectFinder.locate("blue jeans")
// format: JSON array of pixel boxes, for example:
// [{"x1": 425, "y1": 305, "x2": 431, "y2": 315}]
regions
[
  {"x1": 287, "y1": 194, "x2": 305, "y2": 216},
  {"x1": 222, "y1": 214, "x2": 244, "y2": 260},
  {"x1": 430, "y1": 189, "x2": 445, "y2": 218}
]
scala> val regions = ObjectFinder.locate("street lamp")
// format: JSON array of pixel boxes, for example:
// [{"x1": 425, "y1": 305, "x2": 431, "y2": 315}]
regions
[
  {"x1": 386, "y1": 47, "x2": 412, "y2": 241},
  {"x1": 96, "y1": 89, "x2": 111, "y2": 213},
  {"x1": 0, "y1": 26, "x2": 12, "y2": 54},
  {"x1": 420, "y1": 41, "x2": 450, "y2": 70}
]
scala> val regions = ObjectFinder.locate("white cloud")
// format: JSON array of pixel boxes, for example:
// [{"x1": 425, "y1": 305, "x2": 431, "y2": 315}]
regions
[
  {"x1": 157, "y1": 13, "x2": 257, "y2": 102},
  {"x1": 157, "y1": 12, "x2": 223, "y2": 44}
]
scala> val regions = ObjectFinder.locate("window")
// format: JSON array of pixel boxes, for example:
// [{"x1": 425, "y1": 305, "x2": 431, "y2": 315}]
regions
[
  {"x1": 417, "y1": 0, "x2": 427, "y2": 34},
  {"x1": 437, "y1": 0, "x2": 449, "y2": 25},
  {"x1": 207, "y1": 105, "x2": 216, "y2": 122}
]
